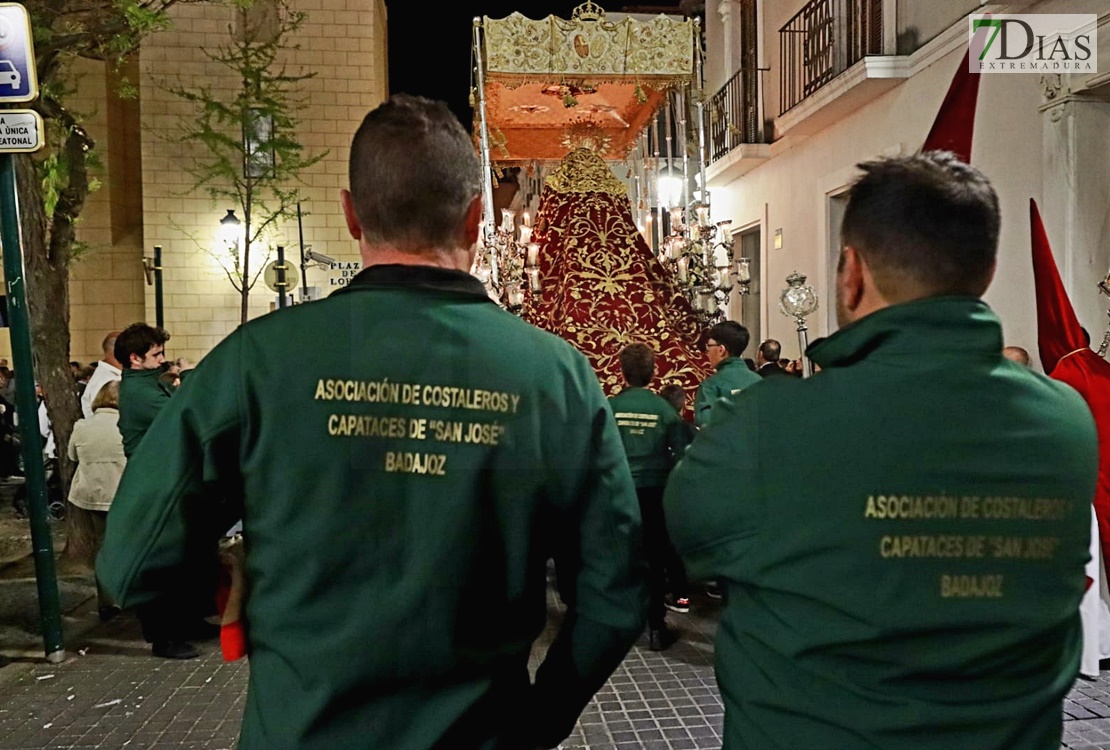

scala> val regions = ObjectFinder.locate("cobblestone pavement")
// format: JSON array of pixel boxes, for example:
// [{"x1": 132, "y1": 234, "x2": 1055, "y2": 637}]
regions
[{"x1": 0, "y1": 582, "x2": 1108, "y2": 749}]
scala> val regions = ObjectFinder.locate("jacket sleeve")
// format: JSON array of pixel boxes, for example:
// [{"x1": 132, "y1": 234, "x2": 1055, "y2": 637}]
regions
[
  {"x1": 693, "y1": 380, "x2": 713, "y2": 428},
  {"x1": 667, "y1": 411, "x2": 692, "y2": 462},
  {"x1": 664, "y1": 392, "x2": 765, "y2": 584},
  {"x1": 97, "y1": 335, "x2": 244, "y2": 609},
  {"x1": 529, "y1": 351, "x2": 648, "y2": 748}
]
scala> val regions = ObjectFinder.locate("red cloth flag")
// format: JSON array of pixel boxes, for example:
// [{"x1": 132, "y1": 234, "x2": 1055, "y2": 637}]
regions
[
  {"x1": 1030, "y1": 198, "x2": 1110, "y2": 579},
  {"x1": 922, "y1": 49, "x2": 981, "y2": 163},
  {"x1": 1030, "y1": 199, "x2": 1088, "y2": 373}
]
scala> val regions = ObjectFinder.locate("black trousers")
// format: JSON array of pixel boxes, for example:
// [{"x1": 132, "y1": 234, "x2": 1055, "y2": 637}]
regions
[
  {"x1": 136, "y1": 546, "x2": 220, "y2": 643},
  {"x1": 637, "y1": 486, "x2": 689, "y2": 629}
]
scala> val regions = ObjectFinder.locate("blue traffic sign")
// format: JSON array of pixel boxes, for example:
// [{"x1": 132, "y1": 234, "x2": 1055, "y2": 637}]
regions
[{"x1": 0, "y1": 3, "x2": 37, "y2": 103}]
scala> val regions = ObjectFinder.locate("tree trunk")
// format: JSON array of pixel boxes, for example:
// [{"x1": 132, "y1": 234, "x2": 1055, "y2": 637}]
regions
[{"x1": 15, "y1": 144, "x2": 93, "y2": 566}]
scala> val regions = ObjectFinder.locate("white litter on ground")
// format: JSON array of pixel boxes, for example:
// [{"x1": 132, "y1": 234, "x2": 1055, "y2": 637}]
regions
[
  {"x1": 36, "y1": 674, "x2": 55, "y2": 681},
  {"x1": 94, "y1": 699, "x2": 121, "y2": 708}
]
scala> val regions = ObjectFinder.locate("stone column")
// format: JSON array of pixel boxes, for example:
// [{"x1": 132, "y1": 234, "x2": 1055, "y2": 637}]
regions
[{"x1": 1039, "y1": 73, "x2": 1110, "y2": 336}]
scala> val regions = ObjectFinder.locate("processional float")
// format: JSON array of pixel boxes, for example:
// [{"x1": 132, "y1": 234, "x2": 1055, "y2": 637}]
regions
[{"x1": 469, "y1": 1, "x2": 752, "y2": 404}]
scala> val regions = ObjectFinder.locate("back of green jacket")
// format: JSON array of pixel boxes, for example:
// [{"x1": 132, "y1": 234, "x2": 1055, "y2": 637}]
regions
[
  {"x1": 665, "y1": 298, "x2": 1096, "y2": 750},
  {"x1": 98, "y1": 266, "x2": 648, "y2": 750},
  {"x1": 117, "y1": 366, "x2": 173, "y2": 457},
  {"x1": 608, "y1": 387, "x2": 689, "y2": 488},
  {"x1": 694, "y1": 357, "x2": 762, "y2": 427}
]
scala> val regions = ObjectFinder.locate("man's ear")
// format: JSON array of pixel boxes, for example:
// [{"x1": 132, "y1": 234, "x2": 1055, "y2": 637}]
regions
[
  {"x1": 839, "y1": 246, "x2": 866, "y2": 314},
  {"x1": 128, "y1": 352, "x2": 143, "y2": 369},
  {"x1": 340, "y1": 189, "x2": 362, "y2": 241},
  {"x1": 461, "y1": 196, "x2": 483, "y2": 248}
]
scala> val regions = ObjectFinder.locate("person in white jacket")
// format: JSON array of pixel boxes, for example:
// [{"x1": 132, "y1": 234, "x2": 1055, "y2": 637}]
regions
[{"x1": 68, "y1": 380, "x2": 126, "y2": 620}]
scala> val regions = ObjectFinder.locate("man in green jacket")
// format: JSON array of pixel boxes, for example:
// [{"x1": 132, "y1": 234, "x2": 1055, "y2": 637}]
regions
[
  {"x1": 694, "y1": 320, "x2": 762, "y2": 427},
  {"x1": 99, "y1": 94, "x2": 647, "y2": 750},
  {"x1": 115, "y1": 323, "x2": 173, "y2": 458},
  {"x1": 113, "y1": 322, "x2": 218, "y2": 660},
  {"x1": 609, "y1": 344, "x2": 691, "y2": 649},
  {"x1": 665, "y1": 151, "x2": 1097, "y2": 750}
]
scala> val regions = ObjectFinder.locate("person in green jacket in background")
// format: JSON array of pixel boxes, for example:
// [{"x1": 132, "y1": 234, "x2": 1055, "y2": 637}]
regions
[
  {"x1": 664, "y1": 151, "x2": 1097, "y2": 750},
  {"x1": 694, "y1": 320, "x2": 762, "y2": 428},
  {"x1": 98, "y1": 94, "x2": 647, "y2": 750},
  {"x1": 115, "y1": 323, "x2": 173, "y2": 459},
  {"x1": 114, "y1": 322, "x2": 218, "y2": 660},
  {"x1": 609, "y1": 344, "x2": 692, "y2": 650}
]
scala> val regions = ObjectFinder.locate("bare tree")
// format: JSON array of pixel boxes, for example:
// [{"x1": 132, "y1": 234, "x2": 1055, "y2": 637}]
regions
[{"x1": 167, "y1": 0, "x2": 326, "y2": 324}]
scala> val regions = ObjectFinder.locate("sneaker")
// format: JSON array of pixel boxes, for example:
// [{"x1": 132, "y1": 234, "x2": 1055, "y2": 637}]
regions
[
  {"x1": 664, "y1": 595, "x2": 691, "y2": 614},
  {"x1": 648, "y1": 626, "x2": 678, "y2": 652},
  {"x1": 705, "y1": 581, "x2": 723, "y2": 600},
  {"x1": 151, "y1": 640, "x2": 200, "y2": 660}
]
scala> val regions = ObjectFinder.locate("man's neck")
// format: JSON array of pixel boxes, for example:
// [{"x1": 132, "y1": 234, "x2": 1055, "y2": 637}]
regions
[{"x1": 361, "y1": 245, "x2": 473, "y2": 273}]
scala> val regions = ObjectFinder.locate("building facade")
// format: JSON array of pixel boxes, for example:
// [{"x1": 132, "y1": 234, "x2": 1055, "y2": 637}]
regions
[
  {"x1": 704, "y1": 0, "x2": 1110, "y2": 368},
  {"x1": 2, "y1": 0, "x2": 387, "y2": 364}
]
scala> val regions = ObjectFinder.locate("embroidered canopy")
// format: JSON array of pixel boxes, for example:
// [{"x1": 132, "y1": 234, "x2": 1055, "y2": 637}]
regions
[{"x1": 476, "y1": 2, "x2": 695, "y2": 163}]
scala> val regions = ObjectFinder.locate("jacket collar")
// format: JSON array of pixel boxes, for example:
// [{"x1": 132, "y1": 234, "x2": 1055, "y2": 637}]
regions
[
  {"x1": 122, "y1": 364, "x2": 168, "y2": 380},
  {"x1": 333, "y1": 264, "x2": 492, "y2": 300},
  {"x1": 808, "y1": 296, "x2": 1003, "y2": 369},
  {"x1": 716, "y1": 357, "x2": 744, "y2": 373}
]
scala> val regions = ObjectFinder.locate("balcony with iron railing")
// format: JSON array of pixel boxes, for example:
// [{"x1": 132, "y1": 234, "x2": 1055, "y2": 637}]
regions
[
  {"x1": 780, "y1": 0, "x2": 884, "y2": 114},
  {"x1": 705, "y1": 64, "x2": 772, "y2": 184},
  {"x1": 774, "y1": 0, "x2": 908, "y2": 138}
]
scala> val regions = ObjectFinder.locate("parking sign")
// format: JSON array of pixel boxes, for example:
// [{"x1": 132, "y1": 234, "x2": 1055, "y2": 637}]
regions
[{"x1": 0, "y1": 3, "x2": 37, "y2": 103}]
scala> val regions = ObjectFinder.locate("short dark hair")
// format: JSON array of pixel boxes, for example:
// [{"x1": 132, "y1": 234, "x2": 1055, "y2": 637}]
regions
[
  {"x1": 759, "y1": 339, "x2": 781, "y2": 363},
  {"x1": 348, "y1": 95, "x2": 481, "y2": 253},
  {"x1": 115, "y1": 323, "x2": 170, "y2": 370},
  {"x1": 708, "y1": 321, "x2": 750, "y2": 358},
  {"x1": 841, "y1": 151, "x2": 1000, "y2": 300},
  {"x1": 619, "y1": 344, "x2": 655, "y2": 387},
  {"x1": 659, "y1": 384, "x2": 685, "y2": 413}
]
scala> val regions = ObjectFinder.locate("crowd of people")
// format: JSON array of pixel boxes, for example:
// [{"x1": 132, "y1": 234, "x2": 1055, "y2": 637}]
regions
[{"x1": 4, "y1": 94, "x2": 1097, "y2": 749}]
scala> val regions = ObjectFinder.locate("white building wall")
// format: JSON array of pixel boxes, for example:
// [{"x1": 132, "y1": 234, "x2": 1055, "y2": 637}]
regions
[{"x1": 707, "y1": 0, "x2": 1109, "y2": 369}]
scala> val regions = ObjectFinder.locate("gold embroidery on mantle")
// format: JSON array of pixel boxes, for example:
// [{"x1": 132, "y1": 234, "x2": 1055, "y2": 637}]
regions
[{"x1": 545, "y1": 149, "x2": 627, "y2": 195}]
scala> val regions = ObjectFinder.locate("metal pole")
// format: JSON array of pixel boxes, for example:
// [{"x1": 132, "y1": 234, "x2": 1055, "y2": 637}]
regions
[
  {"x1": 0, "y1": 154, "x2": 65, "y2": 664},
  {"x1": 153, "y1": 245, "x2": 164, "y2": 329},
  {"x1": 296, "y1": 203, "x2": 308, "y2": 303},
  {"x1": 797, "y1": 321, "x2": 813, "y2": 378},
  {"x1": 679, "y1": 88, "x2": 690, "y2": 211},
  {"x1": 276, "y1": 245, "x2": 287, "y2": 308},
  {"x1": 473, "y1": 18, "x2": 496, "y2": 239},
  {"x1": 694, "y1": 17, "x2": 709, "y2": 208}
]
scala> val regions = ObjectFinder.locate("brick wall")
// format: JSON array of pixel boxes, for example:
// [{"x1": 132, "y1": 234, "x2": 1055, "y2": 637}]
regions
[{"x1": 138, "y1": 0, "x2": 388, "y2": 363}]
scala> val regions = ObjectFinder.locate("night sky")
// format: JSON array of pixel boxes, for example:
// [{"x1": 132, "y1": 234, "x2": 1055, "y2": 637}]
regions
[{"x1": 383, "y1": 0, "x2": 634, "y2": 130}]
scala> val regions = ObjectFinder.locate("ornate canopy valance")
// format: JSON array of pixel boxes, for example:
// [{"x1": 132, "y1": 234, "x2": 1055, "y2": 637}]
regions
[{"x1": 476, "y1": 2, "x2": 695, "y2": 164}]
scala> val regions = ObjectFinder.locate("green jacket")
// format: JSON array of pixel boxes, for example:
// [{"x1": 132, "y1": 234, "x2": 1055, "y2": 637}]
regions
[
  {"x1": 608, "y1": 387, "x2": 690, "y2": 488},
  {"x1": 694, "y1": 356, "x2": 762, "y2": 427},
  {"x1": 664, "y1": 297, "x2": 1096, "y2": 750},
  {"x1": 117, "y1": 365, "x2": 174, "y2": 457},
  {"x1": 98, "y1": 264, "x2": 648, "y2": 750}
]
